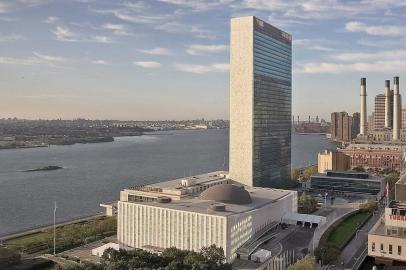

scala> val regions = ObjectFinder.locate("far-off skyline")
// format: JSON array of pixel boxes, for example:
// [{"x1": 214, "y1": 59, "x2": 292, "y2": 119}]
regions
[{"x1": 0, "y1": 0, "x2": 405, "y2": 120}]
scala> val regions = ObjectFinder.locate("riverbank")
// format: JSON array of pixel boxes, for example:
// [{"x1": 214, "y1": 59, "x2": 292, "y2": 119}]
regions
[{"x1": 1, "y1": 215, "x2": 115, "y2": 255}]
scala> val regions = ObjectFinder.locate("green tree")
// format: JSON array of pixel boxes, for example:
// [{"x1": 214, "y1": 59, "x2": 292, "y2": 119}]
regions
[
  {"x1": 314, "y1": 244, "x2": 339, "y2": 265},
  {"x1": 299, "y1": 192, "x2": 318, "y2": 214},
  {"x1": 353, "y1": 166, "x2": 365, "y2": 172},
  {"x1": 288, "y1": 255, "x2": 318, "y2": 270},
  {"x1": 302, "y1": 166, "x2": 317, "y2": 181}
]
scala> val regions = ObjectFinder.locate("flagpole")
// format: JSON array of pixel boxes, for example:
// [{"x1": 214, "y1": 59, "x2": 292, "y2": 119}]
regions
[{"x1": 53, "y1": 201, "x2": 57, "y2": 255}]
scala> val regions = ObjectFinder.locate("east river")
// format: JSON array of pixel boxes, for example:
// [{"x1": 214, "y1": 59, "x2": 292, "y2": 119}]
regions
[{"x1": 0, "y1": 129, "x2": 338, "y2": 236}]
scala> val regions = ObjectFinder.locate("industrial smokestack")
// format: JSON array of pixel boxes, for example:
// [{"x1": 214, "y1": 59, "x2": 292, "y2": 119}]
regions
[
  {"x1": 393, "y1": 76, "x2": 400, "y2": 141},
  {"x1": 385, "y1": 80, "x2": 391, "y2": 128},
  {"x1": 360, "y1": 78, "x2": 367, "y2": 135}
]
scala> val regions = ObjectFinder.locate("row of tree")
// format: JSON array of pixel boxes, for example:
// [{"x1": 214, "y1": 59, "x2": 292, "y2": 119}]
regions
[{"x1": 58, "y1": 245, "x2": 232, "y2": 270}]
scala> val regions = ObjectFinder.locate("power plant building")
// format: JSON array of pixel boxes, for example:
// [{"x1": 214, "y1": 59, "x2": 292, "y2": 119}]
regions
[
  {"x1": 229, "y1": 16, "x2": 292, "y2": 187},
  {"x1": 360, "y1": 77, "x2": 404, "y2": 142}
]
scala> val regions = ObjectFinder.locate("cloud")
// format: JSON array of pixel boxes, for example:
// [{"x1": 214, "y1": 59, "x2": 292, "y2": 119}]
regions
[
  {"x1": 296, "y1": 60, "x2": 406, "y2": 74},
  {"x1": 186, "y1": 44, "x2": 228, "y2": 55},
  {"x1": 91, "y1": 35, "x2": 114, "y2": 43},
  {"x1": 332, "y1": 50, "x2": 406, "y2": 62},
  {"x1": 0, "y1": 33, "x2": 25, "y2": 42},
  {"x1": 44, "y1": 16, "x2": 59, "y2": 23},
  {"x1": 113, "y1": 10, "x2": 165, "y2": 24},
  {"x1": 0, "y1": 52, "x2": 67, "y2": 67},
  {"x1": 155, "y1": 22, "x2": 216, "y2": 39},
  {"x1": 158, "y1": 0, "x2": 232, "y2": 12},
  {"x1": 52, "y1": 26, "x2": 115, "y2": 43},
  {"x1": 52, "y1": 26, "x2": 78, "y2": 42},
  {"x1": 102, "y1": 23, "x2": 132, "y2": 36},
  {"x1": 133, "y1": 61, "x2": 161, "y2": 68},
  {"x1": 293, "y1": 39, "x2": 334, "y2": 51},
  {"x1": 357, "y1": 39, "x2": 406, "y2": 48},
  {"x1": 138, "y1": 47, "x2": 171, "y2": 55},
  {"x1": 92, "y1": 60, "x2": 110, "y2": 65},
  {"x1": 174, "y1": 63, "x2": 229, "y2": 74},
  {"x1": 345, "y1": 21, "x2": 406, "y2": 37}
]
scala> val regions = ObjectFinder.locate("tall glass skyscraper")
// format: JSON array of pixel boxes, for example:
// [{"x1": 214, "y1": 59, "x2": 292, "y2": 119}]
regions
[{"x1": 229, "y1": 16, "x2": 292, "y2": 187}]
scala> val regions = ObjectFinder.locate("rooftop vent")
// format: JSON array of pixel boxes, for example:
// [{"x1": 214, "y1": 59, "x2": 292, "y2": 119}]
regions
[
  {"x1": 209, "y1": 203, "x2": 226, "y2": 212},
  {"x1": 157, "y1": 197, "x2": 171, "y2": 203}
]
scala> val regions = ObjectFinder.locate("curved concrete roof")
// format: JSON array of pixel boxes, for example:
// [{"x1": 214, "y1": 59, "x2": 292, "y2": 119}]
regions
[{"x1": 199, "y1": 184, "x2": 252, "y2": 205}]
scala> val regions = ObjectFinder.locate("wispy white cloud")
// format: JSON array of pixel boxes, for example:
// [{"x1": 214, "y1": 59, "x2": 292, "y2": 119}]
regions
[
  {"x1": 52, "y1": 26, "x2": 115, "y2": 43},
  {"x1": 155, "y1": 22, "x2": 216, "y2": 39},
  {"x1": 102, "y1": 23, "x2": 132, "y2": 36},
  {"x1": 113, "y1": 10, "x2": 166, "y2": 24},
  {"x1": 293, "y1": 39, "x2": 334, "y2": 51},
  {"x1": 44, "y1": 16, "x2": 59, "y2": 23},
  {"x1": 92, "y1": 60, "x2": 110, "y2": 65},
  {"x1": 0, "y1": 33, "x2": 25, "y2": 42},
  {"x1": 186, "y1": 44, "x2": 228, "y2": 55},
  {"x1": 133, "y1": 61, "x2": 162, "y2": 68},
  {"x1": 174, "y1": 63, "x2": 229, "y2": 74},
  {"x1": 296, "y1": 60, "x2": 406, "y2": 74},
  {"x1": 158, "y1": 0, "x2": 232, "y2": 12},
  {"x1": 332, "y1": 50, "x2": 406, "y2": 62},
  {"x1": 345, "y1": 21, "x2": 406, "y2": 37},
  {"x1": 91, "y1": 35, "x2": 114, "y2": 43},
  {"x1": 52, "y1": 26, "x2": 78, "y2": 42},
  {"x1": 357, "y1": 38, "x2": 406, "y2": 48},
  {"x1": 138, "y1": 47, "x2": 171, "y2": 55},
  {"x1": 0, "y1": 52, "x2": 67, "y2": 67}
]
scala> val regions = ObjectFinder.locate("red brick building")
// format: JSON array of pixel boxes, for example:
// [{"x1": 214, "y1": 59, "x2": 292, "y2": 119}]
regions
[{"x1": 339, "y1": 144, "x2": 406, "y2": 170}]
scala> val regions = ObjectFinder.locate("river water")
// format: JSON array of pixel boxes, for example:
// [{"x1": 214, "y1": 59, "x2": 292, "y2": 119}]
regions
[{"x1": 0, "y1": 129, "x2": 338, "y2": 236}]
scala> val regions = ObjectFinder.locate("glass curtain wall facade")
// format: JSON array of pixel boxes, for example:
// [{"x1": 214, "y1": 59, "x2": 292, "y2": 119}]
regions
[
  {"x1": 252, "y1": 19, "x2": 292, "y2": 186},
  {"x1": 229, "y1": 16, "x2": 292, "y2": 188}
]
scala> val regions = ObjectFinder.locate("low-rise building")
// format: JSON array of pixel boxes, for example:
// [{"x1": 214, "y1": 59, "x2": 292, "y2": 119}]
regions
[
  {"x1": 368, "y1": 201, "x2": 406, "y2": 267},
  {"x1": 317, "y1": 150, "x2": 351, "y2": 173},
  {"x1": 116, "y1": 171, "x2": 298, "y2": 262},
  {"x1": 310, "y1": 171, "x2": 385, "y2": 198},
  {"x1": 339, "y1": 143, "x2": 406, "y2": 170}
]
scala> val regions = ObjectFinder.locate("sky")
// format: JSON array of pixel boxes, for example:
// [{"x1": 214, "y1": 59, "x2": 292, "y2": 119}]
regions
[{"x1": 0, "y1": 0, "x2": 406, "y2": 121}]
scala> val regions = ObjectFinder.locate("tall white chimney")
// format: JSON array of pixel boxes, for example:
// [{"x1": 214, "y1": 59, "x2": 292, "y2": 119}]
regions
[
  {"x1": 360, "y1": 78, "x2": 367, "y2": 135},
  {"x1": 384, "y1": 80, "x2": 391, "y2": 128},
  {"x1": 393, "y1": 76, "x2": 400, "y2": 141}
]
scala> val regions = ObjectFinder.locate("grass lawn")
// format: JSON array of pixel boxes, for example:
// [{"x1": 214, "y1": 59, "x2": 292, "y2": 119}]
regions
[
  {"x1": 5, "y1": 216, "x2": 116, "y2": 254},
  {"x1": 327, "y1": 211, "x2": 370, "y2": 249}
]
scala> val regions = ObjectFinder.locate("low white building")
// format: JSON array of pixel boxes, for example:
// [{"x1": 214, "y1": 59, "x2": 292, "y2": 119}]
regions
[{"x1": 117, "y1": 171, "x2": 297, "y2": 262}]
